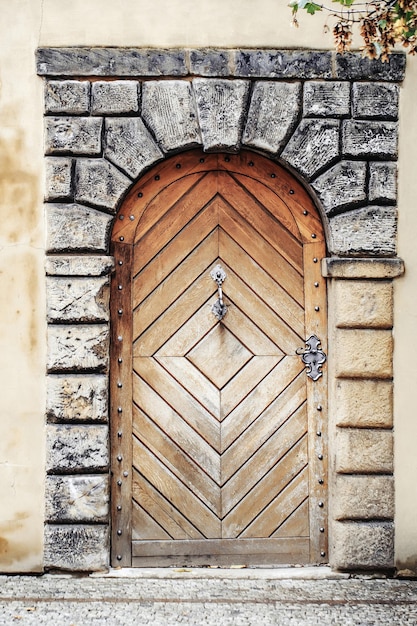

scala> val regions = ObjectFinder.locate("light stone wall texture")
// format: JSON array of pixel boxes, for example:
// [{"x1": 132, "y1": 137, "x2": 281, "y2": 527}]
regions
[{"x1": 1, "y1": 0, "x2": 417, "y2": 576}]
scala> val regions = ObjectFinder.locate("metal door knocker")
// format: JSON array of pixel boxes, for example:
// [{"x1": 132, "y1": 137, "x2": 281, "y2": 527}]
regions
[{"x1": 210, "y1": 264, "x2": 227, "y2": 321}]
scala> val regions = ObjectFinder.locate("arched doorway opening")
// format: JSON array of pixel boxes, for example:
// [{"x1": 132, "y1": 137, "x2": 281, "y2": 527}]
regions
[{"x1": 109, "y1": 149, "x2": 327, "y2": 567}]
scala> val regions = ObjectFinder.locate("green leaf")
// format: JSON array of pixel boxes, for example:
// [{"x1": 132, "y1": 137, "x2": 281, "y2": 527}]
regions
[
  {"x1": 306, "y1": 2, "x2": 322, "y2": 14},
  {"x1": 332, "y1": 0, "x2": 355, "y2": 6}
]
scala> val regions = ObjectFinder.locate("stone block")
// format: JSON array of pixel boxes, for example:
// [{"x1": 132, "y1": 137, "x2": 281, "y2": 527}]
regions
[
  {"x1": 335, "y1": 52, "x2": 406, "y2": 81},
  {"x1": 44, "y1": 524, "x2": 109, "y2": 571},
  {"x1": 75, "y1": 158, "x2": 131, "y2": 212},
  {"x1": 342, "y1": 120, "x2": 398, "y2": 158},
  {"x1": 334, "y1": 328, "x2": 393, "y2": 379},
  {"x1": 334, "y1": 280, "x2": 393, "y2": 329},
  {"x1": 47, "y1": 324, "x2": 109, "y2": 373},
  {"x1": 142, "y1": 81, "x2": 201, "y2": 152},
  {"x1": 46, "y1": 204, "x2": 113, "y2": 253},
  {"x1": 46, "y1": 424, "x2": 109, "y2": 473},
  {"x1": 322, "y1": 257, "x2": 404, "y2": 280},
  {"x1": 369, "y1": 162, "x2": 397, "y2": 203},
  {"x1": 45, "y1": 117, "x2": 102, "y2": 156},
  {"x1": 193, "y1": 78, "x2": 250, "y2": 151},
  {"x1": 335, "y1": 379, "x2": 393, "y2": 428},
  {"x1": 330, "y1": 521, "x2": 394, "y2": 570},
  {"x1": 46, "y1": 374, "x2": 108, "y2": 422},
  {"x1": 303, "y1": 81, "x2": 350, "y2": 117},
  {"x1": 45, "y1": 255, "x2": 114, "y2": 276},
  {"x1": 329, "y1": 205, "x2": 397, "y2": 257},
  {"x1": 333, "y1": 475, "x2": 394, "y2": 520},
  {"x1": 45, "y1": 157, "x2": 73, "y2": 201},
  {"x1": 104, "y1": 118, "x2": 163, "y2": 179},
  {"x1": 243, "y1": 82, "x2": 301, "y2": 153},
  {"x1": 37, "y1": 48, "x2": 187, "y2": 77},
  {"x1": 45, "y1": 475, "x2": 109, "y2": 522},
  {"x1": 189, "y1": 49, "x2": 230, "y2": 76},
  {"x1": 335, "y1": 428, "x2": 393, "y2": 473},
  {"x1": 91, "y1": 80, "x2": 140, "y2": 115},
  {"x1": 352, "y1": 82, "x2": 399, "y2": 120},
  {"x1": 233, "y1": 50, "x2": 332, "y2": 78},
  {"x1": 46, "y1": 276, "x2": 109, "y2": 323},
  {"x1": 44, "y1": 80, "x2": 90, "y2": 114},
  {"x1": 281, "y1": 119, "x2": 340, "y2": 180},
  {"x1": 312, "y1": 161, "x2": 366, "y2": 214}
]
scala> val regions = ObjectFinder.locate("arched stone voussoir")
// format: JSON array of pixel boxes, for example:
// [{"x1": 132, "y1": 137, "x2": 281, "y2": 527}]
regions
[
  {"x1": 329, "y1": 205, "x2": 397, "y2": 257},
  {"x1": 75, "y1": 158, "x2": 132, "y2": 214},
  {"x1": 104, "y1": 117, "x2": 163, "y2": 180},
  {"x1": 142, "y1": 81, "x2": 202, "y2": 153},
  {"x1": 193, "y1": 78, "x2": 250, "y2": 152},
  {"x1": 242, "y1": 81, "x2": 301, "y2": 154},
  {"x1": 312, "y1": 160, "x2": 367, "y2": 215},
  {"x1": 281, "y1": 118, "x2": 340, "y2": 181}
]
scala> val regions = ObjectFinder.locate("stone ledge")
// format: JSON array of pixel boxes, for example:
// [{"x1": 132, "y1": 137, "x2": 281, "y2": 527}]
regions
[
  {"x1": 36, "y1": 48, "x2": 406, "y2": 82},
  {"x1": 330, "y1": 521, "x2": 394, "y2": 570},
  {"x1": 322, "y1": 257, "x2": 404, "y2": 279},
  {"x1": 44, "y1": 524, "x2": 109, "y2": 571}
]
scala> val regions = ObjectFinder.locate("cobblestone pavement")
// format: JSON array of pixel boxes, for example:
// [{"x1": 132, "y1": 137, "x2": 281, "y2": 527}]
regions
[{"x1": 0, "y1": 568, "x2": 416, "y2": 625}]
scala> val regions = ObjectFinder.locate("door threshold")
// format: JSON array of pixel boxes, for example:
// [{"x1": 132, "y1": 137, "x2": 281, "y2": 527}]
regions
[{"x1": 92, "y1": 566, "x2": 349, "y2": 580}]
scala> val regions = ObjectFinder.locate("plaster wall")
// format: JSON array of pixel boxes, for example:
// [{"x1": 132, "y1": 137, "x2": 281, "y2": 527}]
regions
[{"x1": 0, "y1": 0, "x2": 416, "y2": 572}]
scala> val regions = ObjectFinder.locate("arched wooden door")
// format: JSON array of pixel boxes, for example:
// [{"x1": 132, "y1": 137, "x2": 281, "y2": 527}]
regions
[{"x1": 110, "y1": 151, "x2": 327, "y2": 567}]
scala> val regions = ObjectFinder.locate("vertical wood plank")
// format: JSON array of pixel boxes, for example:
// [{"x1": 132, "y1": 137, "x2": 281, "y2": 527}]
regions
[{"x1": 110, "y1": 242, "x2": 133, "y2": 567}]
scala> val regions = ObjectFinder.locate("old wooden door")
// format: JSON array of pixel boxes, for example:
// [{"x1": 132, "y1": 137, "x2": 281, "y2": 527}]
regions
[{"x1": 110, "y1": 151, "x2": 327, "y2": 567}]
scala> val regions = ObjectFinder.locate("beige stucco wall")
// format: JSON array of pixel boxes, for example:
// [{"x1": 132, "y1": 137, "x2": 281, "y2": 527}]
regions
[{"x1": 0, "y1": 0, "x2": 416, "y2": 572}]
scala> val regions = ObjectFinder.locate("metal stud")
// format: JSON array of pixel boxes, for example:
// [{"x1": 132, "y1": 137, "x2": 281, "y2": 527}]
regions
[
  {"x1": 117, "y1": 455, "x2": 122, "y2": 462},
  {"x1": 119, "y1": 215, "x2": 124, "y2": 220},
  {"x1": 118, "y1": 260, "x2": 123, "y2": 266},
  {"x1": 117, "y1": 505, "x2": 122, "y2": 511},
  {"x1": 320, "y1": 527, "x2": 325, "y2": 533},
  {"x1": 318, "y1": 454, "x2": 323, "y2": 460},
  {"x1": 117, "y1": 555, "x2": 122, "y2": 561},
  {"x1": 118, "y1": 285, "x2": 123, "y2": 290},
  {"x1": 176, "y1": 163, "x2": 181, "y2": 169},
  {"x1": 311, "y1": 233, "x2": 317, "y2": 239},
  {"x1": 313, "y1": 258, "x2": 318, "y2": 263},
  {"x1": 117, "y1": 480, "x2": 122, "y2": 486},
  {"x1": 318, "y1": 478, "x2": 324, "y2": 485},
  {"x1": 317, "y1": 404, "x2": 322, "y2": 411},
  {"x1": 117, "y1": 407, "x2": 122, "y2": 413},
  {"x1": 200, "y1": 158, "x2": 205, "y2": 163},
  {"x1": 138, "y1": 192, "x2": 143, "y2": 198},
  {"x1": 118, "y1": 309, "x2": 123, "y2": 315},
  {"x1": 320, "y1": 551, "x2": 326, "y2": 557},
  {"x1": 129, "y1": 215, "x2": 135, "y2": 221},
  {"x1": 315, "y1": 306, "x2": 320, "y2": 312},
  {"x1": 248, "y1": 161, "x2": 254, "y2": 166},
  {"x1": 119, "y1": 236, "x2": 124, "y2": 241},
  {"x1": 289, "y1": 190, "x2": 294, "y2": 195},
  {"x1": 303, "y1": 210, "x2": 308, "y2": 216},
  {"x1": 117, "y1": 529, "x2": 122, "y2": 536},
  {"x1": 318, "y1": 501, "x2": 324, "y2": 508},
  {"x1": 317, "y1": 431, "x2": 322, "y2": 437},
  {"x1": 314, "y1": 282, "x2": 319, "y2": 287},
  {"x1": 155, "y1": 175, "x2": 160, "y2": 180},
  {"x1": 117, "y1": 431, "x2": 122, "y2": 437},
  {"x1": 271, "y1": 173, "x2": 276, "y2": 178},
  {"x1": 118, "y1": 336, "x2": 123, "y2": 342},
  {"x1": 118, "y1": 357, "x2": 123, "y2": 364},
  {"x1": 123, "y1": 471, "x2": 129, "y2": 477},
  {"x1": 117, "y1": 382, "x2": 123, "y2": 388},
  {"x1": 225, "y1": 156, "x2": 230, "y2": 162}
]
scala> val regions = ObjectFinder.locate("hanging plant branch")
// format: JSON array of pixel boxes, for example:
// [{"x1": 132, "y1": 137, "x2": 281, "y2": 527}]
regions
[{"x1": 289, "y1": 0, "x2": 417, "y2": 60}]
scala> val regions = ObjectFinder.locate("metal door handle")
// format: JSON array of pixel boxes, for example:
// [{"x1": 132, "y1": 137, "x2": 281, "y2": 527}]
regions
[{"x1": 210, "y1": 264, "x2": 227, "y2": 321}]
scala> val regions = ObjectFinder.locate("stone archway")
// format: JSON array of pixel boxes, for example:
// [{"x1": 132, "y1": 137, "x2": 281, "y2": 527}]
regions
[{"x1": 40, "y1": 48, "x2": 404, "y2": 571}]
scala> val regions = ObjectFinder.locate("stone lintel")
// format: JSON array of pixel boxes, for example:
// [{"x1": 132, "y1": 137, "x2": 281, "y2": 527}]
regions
[
  {"x1": 36, "y1": 48, "x2": 406, "y2": 82},
  {"x1": 322, "y1": 257, "x2": 404, "y2": 279}
]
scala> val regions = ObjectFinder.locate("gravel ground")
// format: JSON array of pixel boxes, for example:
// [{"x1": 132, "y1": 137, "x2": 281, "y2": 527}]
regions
[{"x1": 0, "y1": 570, "x2": 416, "y2": 625}]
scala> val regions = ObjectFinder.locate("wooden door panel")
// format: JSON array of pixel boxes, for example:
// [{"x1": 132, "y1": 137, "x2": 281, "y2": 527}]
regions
[{"x1": 111, "y1": 151, "x2": 327, "y2": 566}]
